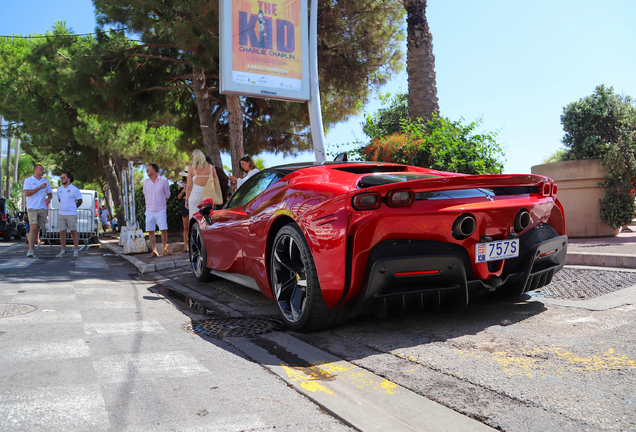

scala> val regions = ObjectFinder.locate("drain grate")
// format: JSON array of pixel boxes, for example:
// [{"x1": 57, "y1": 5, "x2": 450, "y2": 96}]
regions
[
  {"x1": 531, "y1": 268, "x2": 636, "y2": 300},
  {"x1": 0, "y1": 304, "x2": 37, "y2": 318},
  {"x1": 188, "y1": 317, "x2": 284, "y2": 338}
]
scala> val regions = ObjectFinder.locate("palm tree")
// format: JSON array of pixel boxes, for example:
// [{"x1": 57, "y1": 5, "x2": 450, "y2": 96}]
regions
[{"x1": 403, "y1": 0, "x2": 439, "y2": 122}]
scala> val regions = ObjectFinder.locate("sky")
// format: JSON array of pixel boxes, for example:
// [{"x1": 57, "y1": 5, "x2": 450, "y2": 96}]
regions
[{"x1": 2, "y1": 0, "x2": 636, "y2": 174}]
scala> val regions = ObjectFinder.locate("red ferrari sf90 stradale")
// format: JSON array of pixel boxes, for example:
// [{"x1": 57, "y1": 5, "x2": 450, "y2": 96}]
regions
[{"x1": 189, "y1": 161, "x2": 567, "y2": 331}]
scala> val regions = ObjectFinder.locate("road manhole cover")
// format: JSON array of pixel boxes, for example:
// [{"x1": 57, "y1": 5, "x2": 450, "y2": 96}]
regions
[
  {"x1": 187, "y1": 317, "x2": 284, "y2": 338},
  {"x1": 0, "y1": 303, "x2": 37, "y2": 318}
]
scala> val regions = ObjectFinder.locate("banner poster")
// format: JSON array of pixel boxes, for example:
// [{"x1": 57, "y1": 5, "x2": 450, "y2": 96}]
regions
[{"x1": 220, "y1": 0, "x2": 310, "y2": 101}]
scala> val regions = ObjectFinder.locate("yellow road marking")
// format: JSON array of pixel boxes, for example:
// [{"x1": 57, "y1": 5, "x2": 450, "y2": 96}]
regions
[{"x1": 281, "y1": 361, "x2": 399, "y2": 395}]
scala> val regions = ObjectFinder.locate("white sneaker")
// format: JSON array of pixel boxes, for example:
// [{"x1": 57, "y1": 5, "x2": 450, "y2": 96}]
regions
[
  {"x1": 73, "y1": 249, "x2": 79, "y2": 257},
  {"x1": 56, "y1": 250, "x2": 66, "y2": 257},
  {"x1": 26, "y1": 250, "x2": 35, "y2": 258}
]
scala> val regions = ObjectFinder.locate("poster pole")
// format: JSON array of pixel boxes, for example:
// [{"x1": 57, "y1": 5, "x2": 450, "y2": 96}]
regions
[{"x1": 308, "y1": 0, "x2": 326, "y2": 162}]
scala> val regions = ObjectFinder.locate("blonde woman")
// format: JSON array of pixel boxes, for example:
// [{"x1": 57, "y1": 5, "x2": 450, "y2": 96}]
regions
[{"x1": 185, "y1": 149, "x2": 219, "y2": 219}]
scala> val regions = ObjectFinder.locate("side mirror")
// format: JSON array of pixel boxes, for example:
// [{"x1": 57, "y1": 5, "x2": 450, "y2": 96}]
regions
[
  {"x1": 199, "y1": 202, "x2": 213, "y2": 218},
  {"x1": 334, "y1": 152, "x2": 348, "y2": 162}
]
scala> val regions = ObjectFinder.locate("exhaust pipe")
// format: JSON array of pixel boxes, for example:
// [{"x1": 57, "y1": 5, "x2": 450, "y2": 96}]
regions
[
  {"x1": 514, "y1": 209, "x2": 531, "y2": 233},
  {"x1": 452, "y1": 214, "x2": 476, "y2": 239}
]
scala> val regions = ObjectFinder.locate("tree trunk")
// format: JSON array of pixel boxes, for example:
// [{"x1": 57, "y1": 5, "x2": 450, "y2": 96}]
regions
[
  {"x1": 192, "y1": 66, "x2": 224, "y2": 168},
  {"x1": 13, "y1": 137, "x2": 19, "y2": 183},
  {"x1": 227, "y1": 94, "x2": 245, "y2": 177},
  {"x1": 5, "y1": 126, "x2": 12, "y2": 199},
  {"x1": 403, "y1": 0, "x2": 439, "y2": 122},
  {"x1": 104, "y1": 185, "x2": 114, "y2": 221},
  {"x1": 99, "y1": 152, "x2": 124, "y2": 221}
]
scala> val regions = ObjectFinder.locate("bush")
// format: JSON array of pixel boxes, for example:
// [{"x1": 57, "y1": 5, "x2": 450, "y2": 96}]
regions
[
  {"x1": 359, "y1": 115, "x2": 505, "y2": 174},
  {"x1": 353, "y1": 93, "x2": 505, "y2": 174},
  {"x1": 134, "y1": 182, "x2": 183, "y2": 232},
  {"x1": 560, "y1": 85, "x2": 636, "y2": 228}
]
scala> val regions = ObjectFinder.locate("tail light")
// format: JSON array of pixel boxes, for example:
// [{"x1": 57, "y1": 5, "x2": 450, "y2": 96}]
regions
[
  {"x1": 352, "y1": 192, "x2": 382, "y2": 210},
  {"x1": 95, "y1": 200, "x2": 98, "y2": 217},
  {"x1": 1, "y1": 213, "x2": 6, "y2": 222},
  {"x1": 552, "y1": 183, "x2": 558, "y2": 196},
  {"x1": 385, "y1": 189, "x2": 414, "y2": 208},
  {"x1": 540, "y1": 182, "x2": 551, "y2": 197}
]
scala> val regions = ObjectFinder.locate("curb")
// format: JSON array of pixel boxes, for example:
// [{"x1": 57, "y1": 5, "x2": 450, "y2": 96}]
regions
[
  {"x1": 565, "y1": 252, "x2": 636, "y2": 269},
  {"x1": 100, "y1": 240, "x2": 190, "y2": 274}
]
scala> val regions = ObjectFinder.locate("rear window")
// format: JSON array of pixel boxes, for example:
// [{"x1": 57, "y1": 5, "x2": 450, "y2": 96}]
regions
[
  {"x1": 0, "y1": 199, "x2": 5, "y2": 213},
  {"x1": 357, "y1": 173, "x2": 439, "y2": 189}
]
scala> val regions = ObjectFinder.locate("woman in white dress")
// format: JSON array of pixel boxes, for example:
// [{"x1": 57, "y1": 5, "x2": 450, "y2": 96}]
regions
[
  {"x1": 185, "y1": 149, "x2": 219, "y2": 219},
  {"x1": 228, "y1": 156, "x2": 260, "y2": 189}
]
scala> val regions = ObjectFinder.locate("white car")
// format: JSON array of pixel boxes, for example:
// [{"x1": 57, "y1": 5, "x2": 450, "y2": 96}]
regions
[{"x1": 48, "y1": 189, "x2": 100, "y2": 243}]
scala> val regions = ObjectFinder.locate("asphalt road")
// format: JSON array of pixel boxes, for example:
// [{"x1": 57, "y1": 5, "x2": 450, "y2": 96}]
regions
[
  {"x1": 2, "y1": 238, "x2": 635, "y2": 431},
  {"x1": 154, "y1": 263, "x2": 636, "y2": 432},
  {"x1": 0, "y1": 240, "x2": 354, "y2": 431}
]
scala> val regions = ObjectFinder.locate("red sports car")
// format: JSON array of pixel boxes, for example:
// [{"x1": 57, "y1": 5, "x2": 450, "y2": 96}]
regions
[{"x1": 189, "y1": 161, "x2": 567, "y2": 331}]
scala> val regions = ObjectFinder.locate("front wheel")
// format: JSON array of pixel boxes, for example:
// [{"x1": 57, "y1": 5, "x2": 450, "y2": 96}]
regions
[
  {"x1": 270, "y1": 223, "x2": 349, "y2": 332},
  {"x1": 189, "y1": 223, "x2": 213, "y2": 282}
]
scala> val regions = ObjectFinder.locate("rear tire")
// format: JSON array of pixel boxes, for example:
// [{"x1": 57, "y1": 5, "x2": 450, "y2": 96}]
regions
[
  {"x1": 270, "y1": 223, "x2": 349, "y2": 332},
  {"x1": 2, "y1": 230, "x2": 10, "y2": 241},
  {"x1": 189, "y1": 223, "x2": 213, "y2": 282}
]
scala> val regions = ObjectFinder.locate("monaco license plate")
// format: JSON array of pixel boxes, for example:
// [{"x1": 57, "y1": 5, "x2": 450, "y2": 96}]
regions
[{"x1": 475, "y1": 238, "x2": 519, "y2": 263}]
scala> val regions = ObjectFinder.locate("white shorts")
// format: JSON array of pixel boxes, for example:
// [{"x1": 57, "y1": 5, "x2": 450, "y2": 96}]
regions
[{"x1": 145, "y1": 210, "x2": 168, "y2": 232}]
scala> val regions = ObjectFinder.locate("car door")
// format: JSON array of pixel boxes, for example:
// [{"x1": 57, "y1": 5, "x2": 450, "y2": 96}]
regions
[
  {"x1": 6, "y1": 201, "x2": 17, "y2": 232},
  {"x1": 202, "y1": 171, "x2": 283, "y2": 272}
]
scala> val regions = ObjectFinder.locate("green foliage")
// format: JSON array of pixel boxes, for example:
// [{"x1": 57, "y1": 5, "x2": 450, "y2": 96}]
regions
[
  {"x1": 542, "y1": 149, "x2": 568, "y2": 164},
  {"x1": 134, "y1": 182, "x2": 182, "y2": 233},
  {"x1": 560, "y1": 85, "x2": 636, "y2": 228},
  {"x1": 361, "y1": 93, "x2": 409, "y2": 139},
  {"x1": 352, "y1": 93, "x2": 504, "y2": 174},
  {"x1": 356, "y1": 93, "x2": 505, "y2": 174}
]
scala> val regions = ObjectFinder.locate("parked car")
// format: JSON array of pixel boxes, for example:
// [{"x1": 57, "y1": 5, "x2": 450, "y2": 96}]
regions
[
  {"x1": 48, "y1": 189, "x2": 100, "y2": 243},
  {"x1": 0, "y1": 198, "x2": 21, "y2": 241},
  {"x1": 188, "y1": 161, "x2": 568, "y2": 331}
]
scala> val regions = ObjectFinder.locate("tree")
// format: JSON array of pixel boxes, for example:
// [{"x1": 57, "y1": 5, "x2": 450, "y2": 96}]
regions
[
  {"x1": 356, "y1": 93, "x2": 505, "y2": 174},
  {"x1": 86, "y1": 0, "x2": 405, "y2": 172},
  {"x1": 402, "y1": 0, "x2": 439, "y2": 122},
  {"x1": 0, "y1": 32, "x2": 189, "y2": 220},
  {"x1": 560, "y1": 85, "x2": 636, "y2": 229}
]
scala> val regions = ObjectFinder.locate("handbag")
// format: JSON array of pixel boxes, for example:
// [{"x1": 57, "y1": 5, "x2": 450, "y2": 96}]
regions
[{"x1": 202, "y1": 172, "x2": 224, "y2": 205}]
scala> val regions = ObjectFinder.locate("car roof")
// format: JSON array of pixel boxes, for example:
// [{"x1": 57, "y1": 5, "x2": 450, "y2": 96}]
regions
[{"x1": 268, "y1": 160, "x2": 407, "y2": 175}]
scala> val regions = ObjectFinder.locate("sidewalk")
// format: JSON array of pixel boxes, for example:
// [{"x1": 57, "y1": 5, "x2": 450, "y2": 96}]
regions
[
  {"x1": 566, "y1": 221, "x2": 636, "y2": 269},
  {"x1": 100, "y1": 236, "x2": 190, "y2": 274},
  {"x1": 101, "y1": 222, "x2": 636, "y2": 275}
]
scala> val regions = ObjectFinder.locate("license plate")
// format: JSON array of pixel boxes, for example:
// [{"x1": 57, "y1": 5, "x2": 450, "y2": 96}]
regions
[{"x1": 475, "y1": 238, "x2": 519, "y2": 263}]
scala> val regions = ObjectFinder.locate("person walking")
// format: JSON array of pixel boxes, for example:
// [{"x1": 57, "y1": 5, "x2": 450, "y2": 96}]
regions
[
  {"x1": 228, "y1": 156, "x2": 259, "y2": 189},
  {"x1": 185, "y1": 149, "x2": 219, "y2": 219},
  {"x1": 177, "y1": 166, "x2": 189, "y2": 253},
  {"x1": 100, "y1": 205, "x2": 110, "y2": 233},
  {"x1": 23, "y1": 164, "x2": 52, "y2": 258},
  {"x1": 143, "y1": 163, "x2": 171, "y2": 257},
  {"x1": 56, "y1": 173, "x2": 83, "y2": 257}
]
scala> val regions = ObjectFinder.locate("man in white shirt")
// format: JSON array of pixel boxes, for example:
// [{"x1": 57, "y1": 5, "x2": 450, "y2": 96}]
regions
[
  {"x1": 23, "y1": 164, "x2": 53, "y2": 258},
  {"x1": 56, "y1": 173, "x2": 83, "y2": 257}
]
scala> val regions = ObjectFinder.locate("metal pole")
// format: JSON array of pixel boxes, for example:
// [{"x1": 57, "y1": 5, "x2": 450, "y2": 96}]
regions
[
  {"x1": 308, "y1": 0, "x2": 326, "y2": 162},
  {"x1": 128, "y1": 161, "x2": 136, "y2": 229},
  {"x1": 0, "y1": 115, "x2": 3, "y2": 199},
  {"x1": 13, "y1": 136, "x2": 19, "y2": 183},
  {"x1": 121, "y1": 168, "x2": 129, "y2": 225},
  {"x1": 6, "y1": 125, "x2": 12, "y2": 199}
]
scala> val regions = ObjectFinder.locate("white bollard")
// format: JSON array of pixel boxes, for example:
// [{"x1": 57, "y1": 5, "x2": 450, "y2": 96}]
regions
[
  {"x1": 118, "y1": 226, "x2": 128, "y2": 246},
  {"x1": 122, "y1": 225, "x2": 148, "y2": 254}
]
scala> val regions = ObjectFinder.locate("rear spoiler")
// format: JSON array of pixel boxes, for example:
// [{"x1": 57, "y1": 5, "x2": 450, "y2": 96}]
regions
[{"x1": 362, "y1": 174, "x2": 554, "y2": 195}]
